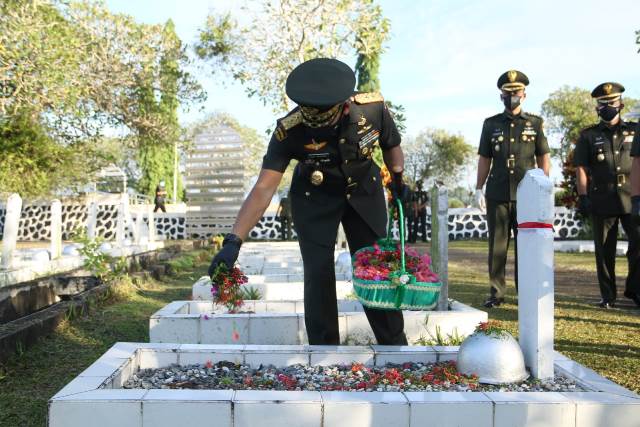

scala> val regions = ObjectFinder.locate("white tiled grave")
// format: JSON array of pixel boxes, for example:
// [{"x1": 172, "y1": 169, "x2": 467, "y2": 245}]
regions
[
  {"x1": 192, "y1": 279, "x2": 355, "y2": 301},
  {"x1": 49, "y1": 343, "x2": 640, "y2": 427},
  {"x1": 149, "y1": 299, "x2": 487, "y2": 345}
]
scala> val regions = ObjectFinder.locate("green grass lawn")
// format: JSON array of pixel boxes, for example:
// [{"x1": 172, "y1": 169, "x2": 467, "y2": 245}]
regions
[
  {"x1": 448, "y1": 242, "x2": 639, "y2": 393},
  {"x1": 0, "y1": 243, "x2": 638, "y2": 426},
  {"x1": 0, "y1": 249, "x2": 212, "y2": 427}
]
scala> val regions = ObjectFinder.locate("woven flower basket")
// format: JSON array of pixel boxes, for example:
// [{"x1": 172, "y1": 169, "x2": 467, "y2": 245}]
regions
[{"x1": 352, "y1": 200, "x2": 442, "y2": 311}]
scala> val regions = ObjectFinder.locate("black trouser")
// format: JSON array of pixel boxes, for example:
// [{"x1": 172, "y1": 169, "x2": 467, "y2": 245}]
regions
[
  {"x1": 591, "y1": 214, "x2": 640, "y2": 302},
  {"x1": 406, "y1": 216, "x2": 415, "y2": 243},
  {"x1": 279, "y1": 217, "x2": 292, "y2": 241},
  {"x1": 412, "y1": 212, "x2": 427, "y2": 242},
  {"x1": 486, "y1": 199, "x2": 518, "y2": 298},
  {"x1": 153, "y1": 203, "x2": 166, "y2": 213},
  {"x1": 299, "y1": 203, "x2": 408, "y2": 345}
]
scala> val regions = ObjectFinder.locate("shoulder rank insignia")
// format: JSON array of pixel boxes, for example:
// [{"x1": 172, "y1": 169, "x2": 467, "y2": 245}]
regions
[
  {"x1": 274, "y1": 110, "x2": 303, "y2": 142},
  {"x1": 354, "y1": 92, "x2": 384, "y2": 105},
  {"x1": 280, "y1": 110, "x2": 302, "y2": 130},
  {"x1": 274, "y1": 125, "x2": 286, "y2": 142}
]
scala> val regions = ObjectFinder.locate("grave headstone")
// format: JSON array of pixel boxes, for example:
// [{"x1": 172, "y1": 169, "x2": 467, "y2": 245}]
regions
[{"x1": 430, "y1": 184, "x2": 449, "y2": 311}]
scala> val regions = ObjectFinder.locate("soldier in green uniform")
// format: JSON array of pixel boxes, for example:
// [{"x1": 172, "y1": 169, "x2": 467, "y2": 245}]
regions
[
  {"x1": 574, "y1": 82, "x2": 640, "y2": 308},
  {"x1": 208, "y1": 58, "x2": 409, "y2": 344},
  {"x1": 474, "y1": 70, "x2": 551, "y2": 308},
  {"x1": 276, "y1": 191, "x2": 293, "y2": 240}
]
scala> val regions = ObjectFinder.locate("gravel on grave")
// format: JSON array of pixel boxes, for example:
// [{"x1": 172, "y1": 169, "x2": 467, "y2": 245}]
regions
[{"x1": 121, "y1": 361, "x2": 585, "y2": 392}]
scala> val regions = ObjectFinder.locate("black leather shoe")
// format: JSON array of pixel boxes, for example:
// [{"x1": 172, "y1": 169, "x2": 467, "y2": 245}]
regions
[
  {"x1": 597, "y1": 300, "x2": 615, "y2": 309},
  {"x1": 623, "y1": 291, "x2": 640, "y2": 307},
  {"x1": 483, "y1": 296, "x2": 505, "y2": 308}
]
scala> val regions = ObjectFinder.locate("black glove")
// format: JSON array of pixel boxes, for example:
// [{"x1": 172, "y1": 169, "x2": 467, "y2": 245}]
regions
[
  {"x1": 389, "y1": 172, "x2": 409, "y2": 205},
  {"x1": 208, "y1": 233, "x2": 242, "y2": 276},
  {"x1": 577, "y1": 195, "x2": 592, "y2": 217},
  {"x1": 632, "y1": 195, "x2": 640, "y2": 217}
]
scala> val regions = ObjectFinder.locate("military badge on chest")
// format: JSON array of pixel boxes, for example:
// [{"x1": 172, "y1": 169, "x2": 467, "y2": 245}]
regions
[
  {"x1": 594, "y1": 137, "x2": 606, "y2": 162},
  {"x1": 491, "y1": 130, "x2": 504, "y2": 152},
  {"x1": 304, "y1": 152, "x2": 332, "y2": 186},
  {"x1": 521, "y1": 122, "x2": 537, "y2": 142},
  {"x1": 358, "y1": 128, "x2": 379, "y2": 158}
]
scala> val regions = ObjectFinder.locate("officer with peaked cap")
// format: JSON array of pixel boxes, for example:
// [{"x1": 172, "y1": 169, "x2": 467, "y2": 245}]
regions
[
  {"x1": 208, "y1": 58, "x2": 409, "y2": 344},
  {"x1": 474, "y1": 70, "x2": 551, "y2": 308},
  {"x1": 574, "y1": 82, "x2": 640, "y2": 308}
]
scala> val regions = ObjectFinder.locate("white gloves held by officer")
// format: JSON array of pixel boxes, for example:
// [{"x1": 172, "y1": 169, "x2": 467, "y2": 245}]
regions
[{"x1": 474, "y1": 189, "x2": 486, "y2": 212}]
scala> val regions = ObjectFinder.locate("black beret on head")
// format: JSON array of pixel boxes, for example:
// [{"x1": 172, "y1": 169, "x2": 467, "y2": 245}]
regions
[
  {"x1": 591, "y1": 82, "x2": 625, "y2": 101},
  {"x1": 286, "y1": 58, "x2": 356, "y2": 109},
  {"x1": 497, "y1": 70, "x2": 529, "y2": 91}
]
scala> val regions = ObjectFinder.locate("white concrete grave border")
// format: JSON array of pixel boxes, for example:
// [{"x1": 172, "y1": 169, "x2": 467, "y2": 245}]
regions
[
  {"x1": 149, "y1": 299, "x2": 487, "y2": 345},
  {"x1": 49, "y1": 342, "x2": 640, "y2": 427}
]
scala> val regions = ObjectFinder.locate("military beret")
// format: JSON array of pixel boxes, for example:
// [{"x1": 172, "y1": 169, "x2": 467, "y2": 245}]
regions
[
  {"x1": 591, "y1": 82, "x2": 625, "y2": 101},
  {"x1": 285, "y1": 58, "x2": 356, "y2": 109},
  {"x1": 497, "y1": 70, "x2": 529, "y2": 91}
]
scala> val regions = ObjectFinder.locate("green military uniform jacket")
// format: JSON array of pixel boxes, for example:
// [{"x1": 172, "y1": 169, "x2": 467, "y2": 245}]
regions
[
  {"x1": 573, "y1": 120, "x2": 637, "y2": 216},
  {"x1": 478, "y1": 111, "x2": 550, "y2": 201},
  {"x1": 631, "y1": 122, "x2": 640, "y2": 157},
  {"x1": 262, "y1": 93, "x2": 401, "y2": 246}
]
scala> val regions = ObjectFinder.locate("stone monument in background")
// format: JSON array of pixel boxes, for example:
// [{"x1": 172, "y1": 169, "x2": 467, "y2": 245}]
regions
[{"x1": 185, "y1": 126, "x2": 246, "y2": 239}]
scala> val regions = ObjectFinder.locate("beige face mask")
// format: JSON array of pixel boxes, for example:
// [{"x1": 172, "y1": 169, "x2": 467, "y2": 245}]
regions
[{"x1": 299, "y1": 103, "x2": 344, "y2": 128}]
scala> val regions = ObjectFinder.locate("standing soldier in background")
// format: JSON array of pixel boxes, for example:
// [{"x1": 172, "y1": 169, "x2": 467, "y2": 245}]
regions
[
  {"x1": 405, "y1": 185, "x2": 416, "y2": 243},
  {"x1": 412, "y1": 180, "x2": 428, "y2": 242},
  {"x1": 276, "y1": 190, "x2": 293, "y2": 241},
  {"x1": 208, "y1": 58, "x2": 409, "y2": 345},
  {"x1": 154, "y1": 181, "x2": 167, "y2": 213},
  {"x1": 574, "y1": 82, "x2": 640, "y2": 309},
  {"x1": 474, "y1": 70, "x2": 551, "y2": 308}
]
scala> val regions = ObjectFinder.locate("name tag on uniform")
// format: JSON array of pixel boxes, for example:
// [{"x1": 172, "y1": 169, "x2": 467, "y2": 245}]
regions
[
  {"x1": 304, "y1": 152, "x2": 332, "y2": 165},
  {"x1": 625, "y1": 136, "x2": 634, "y2": 143}
]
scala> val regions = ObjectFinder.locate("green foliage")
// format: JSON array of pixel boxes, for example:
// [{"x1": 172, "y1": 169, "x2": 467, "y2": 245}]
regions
[
  {"x1": 196, "y1": 0, "x2": 392, "y2": 112},
  {"x1": 71, "y1": 231, "x2": 127, "y2": 284},
  {"x1": 448, "y1": 198, "x2": 464, "y2": 209},
  {"x1": 0, "y1": 1, "x2": 204, "y2": 197},
  {"x1": 240, "y1": 286, "x2": 263, "y2": 300},
  {"x1": 0, "y1": 111, "x2": 95, "y2": 196},
  {"x1": 414, "y1": 325, "x2": 465, "y2": 346},
  {"x1": 403, "y1": 128, "x2": 474, "y2": 186}
]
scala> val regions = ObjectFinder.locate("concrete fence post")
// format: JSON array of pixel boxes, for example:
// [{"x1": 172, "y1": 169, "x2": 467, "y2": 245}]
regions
[
  {"x1": 1, "y1": 194, "x2": 22, "y2": 270},
  {"x1": 50, "y1": 199, "x2": 62, "y2": 259}
]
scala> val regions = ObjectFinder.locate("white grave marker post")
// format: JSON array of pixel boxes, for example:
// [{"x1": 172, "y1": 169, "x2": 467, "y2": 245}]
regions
[
  {"x1": 517, "y1": 168, "x2": 555, "y2": 380},
  {"x1": 1, "y1": 194, "x2": 22, "y2": 270},
  {"x1": 430, "y1": 184, "x2": 449, "y2": 311},
  {"x1": 87, "y1": 201, "x2": 98, "y2": 240},
  {"x1": 50, "y1": 199, "x2": 62, "y2": 259}
]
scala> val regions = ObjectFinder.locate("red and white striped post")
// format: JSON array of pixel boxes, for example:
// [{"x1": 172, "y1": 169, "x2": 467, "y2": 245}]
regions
[{"x1": 517, "y1": 168, "x2": 555, "y2": 380}]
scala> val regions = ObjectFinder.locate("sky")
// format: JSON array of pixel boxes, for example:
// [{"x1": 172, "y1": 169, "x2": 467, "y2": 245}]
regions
[{"x1": 106, "y1": 0, "x2": 640, "y2": 186}]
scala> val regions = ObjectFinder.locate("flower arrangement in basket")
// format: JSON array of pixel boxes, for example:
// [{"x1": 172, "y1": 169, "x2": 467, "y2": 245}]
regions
[
  {"x1": 210, "y1": 264, "x2": 248, "y2": 313},
  {"x1": 352, "y1": 201, "x2": 442, "y2": 310}
]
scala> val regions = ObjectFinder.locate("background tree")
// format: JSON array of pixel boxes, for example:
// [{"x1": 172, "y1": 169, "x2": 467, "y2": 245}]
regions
[
  {"x1": 541, "y1": 86, "x2": 638, "y2": 208},
  {"x1": 195, "y1": 0, "x2": 391, "y2": 113},
  {"x1": 403, "y1": 128, "x2": 474, "y2": 187},
  {"x1": 0, "y1": 1, "x2": 204, "y2": 197}
]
